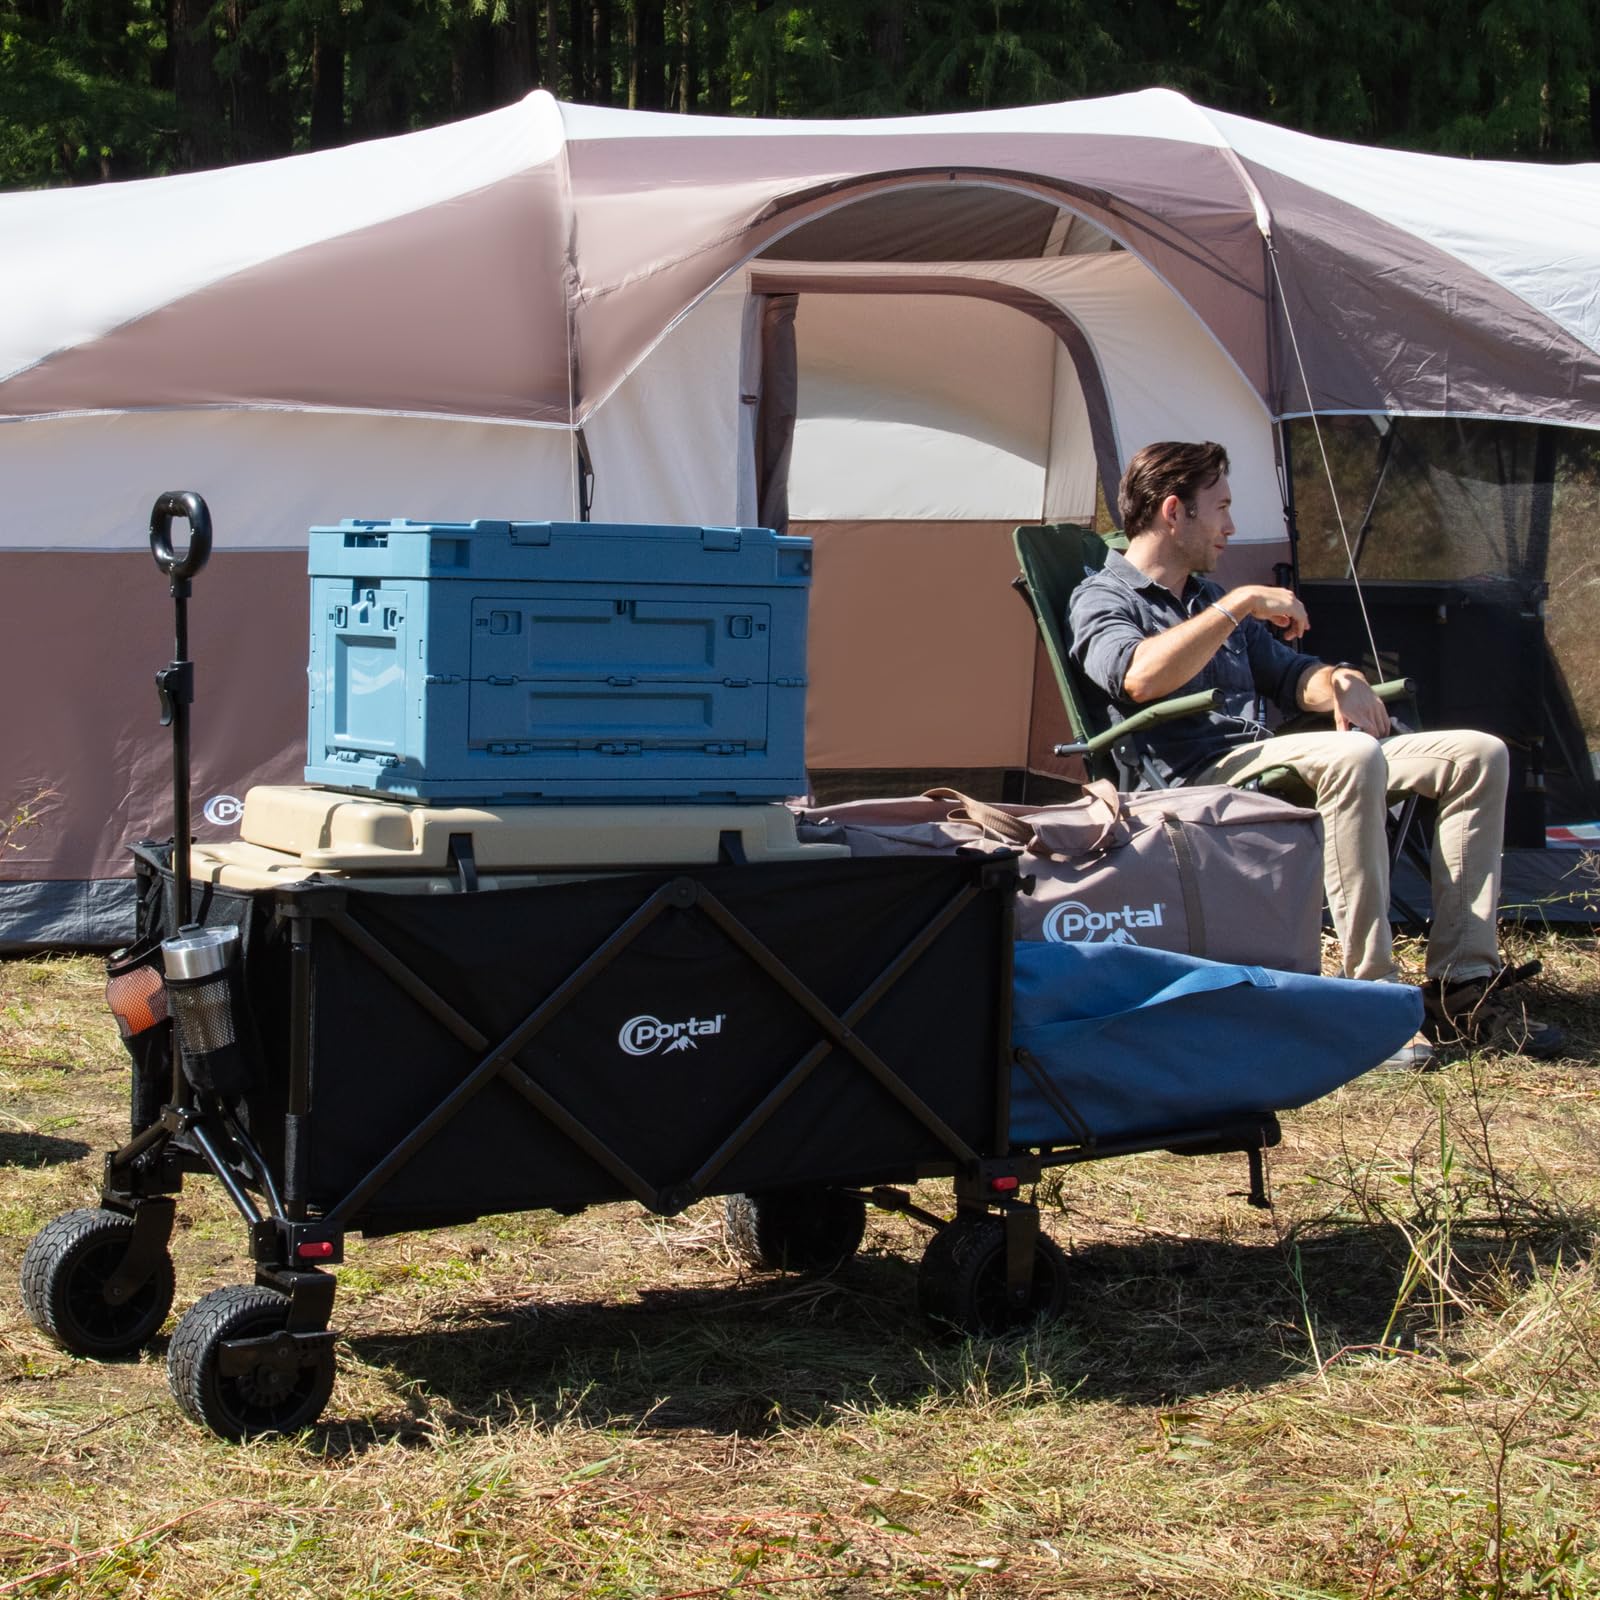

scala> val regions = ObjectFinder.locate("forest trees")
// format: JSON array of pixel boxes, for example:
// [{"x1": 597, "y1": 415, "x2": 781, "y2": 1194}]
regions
[{"x1": 2, "y1": 0, "x2": 1595, "y2": 189}]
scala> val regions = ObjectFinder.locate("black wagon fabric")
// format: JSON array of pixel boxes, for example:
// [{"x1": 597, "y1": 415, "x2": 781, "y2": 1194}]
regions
[{"x1": 261, "y1": 855, "x2": 1010, "y2": 1229}]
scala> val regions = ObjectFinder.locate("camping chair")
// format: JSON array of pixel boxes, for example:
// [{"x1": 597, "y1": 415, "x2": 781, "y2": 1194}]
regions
[{"x1": 1012, "y1": 522, "x2": 1429, "y2": 930}]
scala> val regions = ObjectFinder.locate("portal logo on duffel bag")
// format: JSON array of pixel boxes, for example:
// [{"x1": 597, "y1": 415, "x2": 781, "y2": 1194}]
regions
[
  {"x1": 618, "y1": 1013, "x2": 727, "y2": 1056},
  {"x1": 1042, "y1": 900, "x2": 1165, "y2": 945}
]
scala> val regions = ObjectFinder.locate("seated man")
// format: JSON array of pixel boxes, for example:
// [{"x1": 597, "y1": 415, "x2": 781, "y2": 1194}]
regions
[{"x1": 1068, "y1": 438, "x2": 1561, "y2": 1063}]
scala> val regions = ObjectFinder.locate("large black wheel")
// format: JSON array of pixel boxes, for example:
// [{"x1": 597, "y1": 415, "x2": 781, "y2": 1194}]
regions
[
  {"x1": 724, "y1": 1188, "x2": 868, "y2": 1273},
  {"x1": 167, "y1": 1285, "x2": 335, "y2": 1440},
  {"x1": 917, "y1": 1213, "x2": 1069, "y2": 1336},
  {"x1": 20, "y1": 1208, "x2": 175, "y2": 1359}
]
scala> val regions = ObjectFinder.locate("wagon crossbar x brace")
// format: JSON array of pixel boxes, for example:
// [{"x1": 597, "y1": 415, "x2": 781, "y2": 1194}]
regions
[{"x1": 300, "y1": 870, "x2": 994, "y2": 1232}]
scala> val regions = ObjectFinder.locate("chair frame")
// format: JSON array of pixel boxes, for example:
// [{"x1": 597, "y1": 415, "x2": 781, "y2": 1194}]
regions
[{"x1": 1012, "y1": 522, "x2": 1430, "y2": 931}]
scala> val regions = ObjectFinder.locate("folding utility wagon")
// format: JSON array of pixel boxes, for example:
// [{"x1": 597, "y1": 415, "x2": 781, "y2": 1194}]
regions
[{"x1": 23, "y1": 839, "x2": 1282, "y2": 1439}]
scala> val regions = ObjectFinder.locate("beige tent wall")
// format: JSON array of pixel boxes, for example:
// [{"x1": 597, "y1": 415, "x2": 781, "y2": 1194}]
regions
[
  {"x1": 2, "y1": 550, "x2": 309, "y2": 883},
  {"x1": 788, "y1": 293, "x2": 1059, "y2": 770},
  {"x1": 799, "y1": 521, "x2": 1037, "y2": 769},
  {"x1": 1043, "y1": 347, "x2": 1099, "y2": 522},
  {"x1": 786, "y1": 293, "x2": 1057, "y2": 520},
  {"x1": 587, "y1": 281, "x2": 748, "y2": 526},
  {"x1": 0, "y1": 409, "x2": 578, "y2": 920}
]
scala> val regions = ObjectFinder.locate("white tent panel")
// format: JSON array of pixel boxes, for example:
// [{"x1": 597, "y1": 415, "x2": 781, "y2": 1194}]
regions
[
  {"x1": 0, "y1": 410, "x2": 574, "y2": 552},
  {"x1": 1042, "y1": 347, "x2": 1098, "y2": 522},
  {"x1": 557, "y1": 86, "x2": 1224, "y2": 145},
  {"x1": 1016, "y1": 255, "x2": 1279, "y2": 537},
  {"x1": 1, "y1": 96, "x2": 562, "y2": 387},
  {"x1": 1209, "y1": 110, "x2": 1600, "y2": 356},
  {"x1": 586, "y1": 281, "x2": 746, "y2": 527},
  {"x1": 788, "y1": 294, "x2": 1055, "y2": 521}
]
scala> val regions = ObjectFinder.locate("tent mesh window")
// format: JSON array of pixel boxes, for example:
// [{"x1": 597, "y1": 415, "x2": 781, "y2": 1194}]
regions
[{"x1": 1288, "y1": 416, "x2": 1600, "y2": 832}]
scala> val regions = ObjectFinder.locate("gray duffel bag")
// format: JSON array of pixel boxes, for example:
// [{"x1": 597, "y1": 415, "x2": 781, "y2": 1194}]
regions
[{"x1": 794, "y1": 781, "x2": 1325, "y2": 974}]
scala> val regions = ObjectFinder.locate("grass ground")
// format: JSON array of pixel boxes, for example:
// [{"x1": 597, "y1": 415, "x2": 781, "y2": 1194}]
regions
[{"x1": 2, "y1": 930, "x2": 1599, "y2": 1598}]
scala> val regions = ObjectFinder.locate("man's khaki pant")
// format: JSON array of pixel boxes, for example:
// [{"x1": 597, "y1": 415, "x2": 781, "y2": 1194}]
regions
[{"x1": 1192, "y1": 729, "x2": 1508, "y2": 983}]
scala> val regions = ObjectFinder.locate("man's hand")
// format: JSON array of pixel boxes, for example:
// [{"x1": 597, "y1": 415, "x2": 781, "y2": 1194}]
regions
[
  {"x1": 1220, "y1": 584, "x2": 1310, "y2": 641},
  {"x1": 1329, "y1": 667, "x2": 1391, "y2": 736}
]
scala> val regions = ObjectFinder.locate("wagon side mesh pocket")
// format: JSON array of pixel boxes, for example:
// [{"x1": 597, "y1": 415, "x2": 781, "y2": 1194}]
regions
[{"x1": 105, "y1": 936, "x2": 172, "y2": 1135}]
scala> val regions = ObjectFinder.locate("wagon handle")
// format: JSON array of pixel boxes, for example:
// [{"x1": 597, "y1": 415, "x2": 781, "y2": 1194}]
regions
[
  {"x1": 147, "y1": 490, "x2": 213, "y2": 941},
  {"x1": 149, "y1": 491, "x2": 213, "y2": 588}
]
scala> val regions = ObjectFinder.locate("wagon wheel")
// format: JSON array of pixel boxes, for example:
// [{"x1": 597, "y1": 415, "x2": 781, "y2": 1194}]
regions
[
  {"x1": 167, "y1": 1285, "x2": 335, "y2": 1440},
  {"x1": 20, "y1": 1208, "x2": 175, "y2": 1359},
  {"x1": 917, "y1": 1213, "x2": 1069, "y2": 1335},
  {"x1": 724, "y1": 1188, "x2": 867, "y2": 1273}
]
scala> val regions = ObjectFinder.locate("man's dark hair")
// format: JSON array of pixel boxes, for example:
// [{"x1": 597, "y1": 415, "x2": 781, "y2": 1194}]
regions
[{"x1": 1118, "y1": 441, "x2": 1230, "y2": 536}]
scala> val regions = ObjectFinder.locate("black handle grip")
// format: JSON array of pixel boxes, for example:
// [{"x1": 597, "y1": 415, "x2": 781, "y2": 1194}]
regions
[{"x1": 149, "y1": 492, "x2": 212, "y2": 580}]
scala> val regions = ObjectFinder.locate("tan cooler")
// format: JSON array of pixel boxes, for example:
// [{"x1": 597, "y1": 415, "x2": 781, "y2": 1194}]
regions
[{"x1": 189, "y1": 786, "x2": 850, "y2": 891}]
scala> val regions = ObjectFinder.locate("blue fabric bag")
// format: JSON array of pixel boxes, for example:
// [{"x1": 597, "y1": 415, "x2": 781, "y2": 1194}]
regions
[{"x1": 1010, "y1": 940, "x2": 1422, "y2": 1146}]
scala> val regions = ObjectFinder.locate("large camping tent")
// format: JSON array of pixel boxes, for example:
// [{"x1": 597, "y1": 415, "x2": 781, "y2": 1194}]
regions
[{"x1": 4, "y1": 89, "x2": 1599, "y2": 947}]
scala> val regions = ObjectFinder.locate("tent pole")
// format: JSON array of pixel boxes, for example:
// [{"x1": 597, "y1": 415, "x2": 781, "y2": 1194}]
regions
[{"x1": 1277, "y1": 420, "x2": 1301, "y2": 591}]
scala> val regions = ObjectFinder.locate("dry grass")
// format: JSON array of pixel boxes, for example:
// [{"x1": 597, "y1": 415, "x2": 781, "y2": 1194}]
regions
[{"x1": 2, "y1": 933, "x2": 1599, "y2": 1598}]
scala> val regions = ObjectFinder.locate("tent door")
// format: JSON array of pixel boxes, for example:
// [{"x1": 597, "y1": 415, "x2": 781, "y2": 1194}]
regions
[{"x1": 750, "y1": 293, "x2": 799, "y2": 533}]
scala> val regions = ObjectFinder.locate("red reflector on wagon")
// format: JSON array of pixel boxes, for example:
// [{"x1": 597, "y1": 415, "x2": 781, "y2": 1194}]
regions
[
  {"x1": 989, "y1": 1176, "x2": 1020, "y2": 1194},
  {"x1": 296, "y1": 1241, "x2": 336, "y2": 1260}
]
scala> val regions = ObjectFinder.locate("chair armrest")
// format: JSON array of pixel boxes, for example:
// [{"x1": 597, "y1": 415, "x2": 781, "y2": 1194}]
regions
[
  {"x1": 1054, "y1": 689, "x2": 1220, "y2": 758},
  {"x1": 1371, "y1": 678, "x2": 1415, "y2": 703},
  {"x1": 1274, "y1": 676, "x2": 1419, "y2": 738}
]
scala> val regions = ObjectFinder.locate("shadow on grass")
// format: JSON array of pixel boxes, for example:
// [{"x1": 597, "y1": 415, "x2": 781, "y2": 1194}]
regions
[
  {"x1": 310, "y1": 1212, "x2": 1593, "y2": 1453},
  {"x1": 0, "y1": 1129, "x2": 92, "y2": 1168}
]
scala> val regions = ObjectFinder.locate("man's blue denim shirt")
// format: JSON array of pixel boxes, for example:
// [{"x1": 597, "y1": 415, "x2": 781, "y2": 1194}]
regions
[{"x1": 1067, "y1": 548, "x2": 1320, "y2": 783}]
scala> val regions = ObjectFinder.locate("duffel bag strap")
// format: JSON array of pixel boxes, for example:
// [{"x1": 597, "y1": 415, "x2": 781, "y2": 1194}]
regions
[
  {"x1": 925, "y1": 781, "x2": 1126, "y2": 853},
  {"x1": 922, "y1": 787, "x2": 1033, "y2": 846}
]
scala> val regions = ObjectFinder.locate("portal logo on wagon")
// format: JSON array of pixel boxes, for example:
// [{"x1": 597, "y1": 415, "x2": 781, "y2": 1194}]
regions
[
  {"x1": 1042, "y1": 900, "x2": 1165, "y2": 945},
  {"x1": 203, "y1": 793, "x2": 244, "y2": 827},
  {"x1": 618, "y1": 1013, "x2": 727, "y2": 1056}
]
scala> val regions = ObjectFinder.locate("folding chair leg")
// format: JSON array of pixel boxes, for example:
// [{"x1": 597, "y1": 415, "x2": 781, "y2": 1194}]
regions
[{"x1": 1387, "y1": 794, "x2": 1430, "y2": 933}]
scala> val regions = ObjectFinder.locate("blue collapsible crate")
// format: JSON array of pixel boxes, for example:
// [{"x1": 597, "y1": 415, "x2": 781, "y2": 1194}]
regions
[{"x1": 305, "y1": 520, "x2": 812, "y2": 803}]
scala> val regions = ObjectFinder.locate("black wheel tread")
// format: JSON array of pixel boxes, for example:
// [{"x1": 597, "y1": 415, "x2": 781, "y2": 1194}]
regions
[
  {"x1": 167, "y1": 1284, "x2": 335, "y2": 1440},
  {"x1": 724, "y1": 1188, "x2": 867, "y2": 1273},
  {"x1": 19, "y1": 1207, "x2": 175, "y2": 1358},
  {"x1": 918, "y1": 1213, "x2": 1069, "y2": 1335}
]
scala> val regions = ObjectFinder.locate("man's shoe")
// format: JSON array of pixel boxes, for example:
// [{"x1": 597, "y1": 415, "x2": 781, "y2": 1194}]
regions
[
  {"x1": 1374, "y1": 1030, "x2": 1438, "y2": 1073},
  {"x1": 1423, "y1": 962, "x2": 1565, "y2": 1059}
]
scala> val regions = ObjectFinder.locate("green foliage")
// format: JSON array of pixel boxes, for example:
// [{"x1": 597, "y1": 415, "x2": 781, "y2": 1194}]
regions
[
  {"x1": 0, "y1": 0, "x2": 173, "y2": 184},
  {"x1": 0, "y1": 0, "x2": 1595, "y2": 190}
]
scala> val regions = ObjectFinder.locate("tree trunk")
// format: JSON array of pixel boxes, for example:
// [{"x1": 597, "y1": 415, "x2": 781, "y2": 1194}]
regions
[
  {"x1": 225, "y1": 0, "x2": 266, "y2": 158},
  {"x1": 309, "y1": 27, "x2": 345, "y2": 148},
  {"x1": 630, "y1": 0, "x2": 666, "y2": 109},
  {"x1": 591, "y1": 0, "x2": 612, "y2": 104},
  {"x1": 451, "y1": 8, "x2": 494, "y2": 115},
  {"x1": 225, "y1": 0, "x2": 289, "y2": 161},
  {"x1": 501, "y1": 1, "x2": 537, "y2": 102},
  {"x1": 167, "y1": 0, "x2": 223, "y2": 169},
  {"x1": 568, "y1": 0, "x2": 588, "y2": 98},
  {"x1": 702, "y1": 0, "x2": 727, "y2": 110},
  {"x1": 872, "y1": 0, "x2": 904, "y2": 81},
  {"x1": 544, "y1": 0, "x2": 560, "y2": 88},
  {"x1": 675, "y1": 0, "x2": 694, "y2": 111}
]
